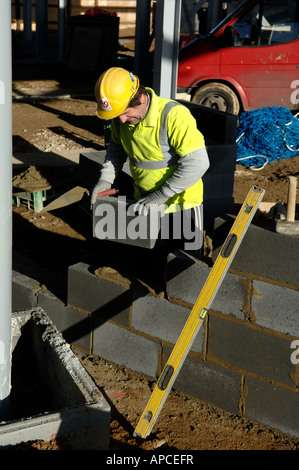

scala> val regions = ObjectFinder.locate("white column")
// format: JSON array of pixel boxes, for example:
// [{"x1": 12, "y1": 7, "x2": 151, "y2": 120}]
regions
[
  {"x1": 153, "y1": 0, "x2": 182, "y2": 99},
  {"x1": 0, "y1": 0, "x2": 12, "y2": 420}
]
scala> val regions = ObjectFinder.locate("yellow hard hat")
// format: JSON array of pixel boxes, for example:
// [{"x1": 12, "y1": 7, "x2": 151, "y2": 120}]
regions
[{"x1": 95, "y1": 67, "x2": 139, "y2": 120}]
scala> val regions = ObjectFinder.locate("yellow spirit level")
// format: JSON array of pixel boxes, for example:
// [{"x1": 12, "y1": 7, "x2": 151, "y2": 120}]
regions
[{"x1": 133, "y1": 186, "x2": 265, "y2": 439}]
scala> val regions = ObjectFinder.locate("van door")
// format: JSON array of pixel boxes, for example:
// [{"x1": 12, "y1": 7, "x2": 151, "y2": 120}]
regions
[{"x1": 220, "y1": 0, "x2": 299, "y2": 110}]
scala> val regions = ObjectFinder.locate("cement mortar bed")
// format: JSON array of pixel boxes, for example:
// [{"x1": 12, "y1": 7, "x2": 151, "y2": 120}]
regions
[{"x1": 0, "y1": 308, "x2": 110, "y2": 450}]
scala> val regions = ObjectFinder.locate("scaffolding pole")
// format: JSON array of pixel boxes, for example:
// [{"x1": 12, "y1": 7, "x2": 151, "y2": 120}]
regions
[
  {"x1": 58, "y1": 0, "x2": 67, "y2": 61},
  {"x1": 153, "y1": 0, "x2": 182, "y2": 99},
  {"x1": 0, "y1": 0, "x2": 12, "y2": 421}
]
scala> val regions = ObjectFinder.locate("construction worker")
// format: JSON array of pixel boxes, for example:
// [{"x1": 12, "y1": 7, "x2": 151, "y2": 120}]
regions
[{"x1": 91, "y1": 67, "x2": 209, "y2": 248}]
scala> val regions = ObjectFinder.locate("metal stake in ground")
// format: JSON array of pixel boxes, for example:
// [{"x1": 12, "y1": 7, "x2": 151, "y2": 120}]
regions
[
  {"x1": 133, "y1": 185, "x2": 265, "y2": 439},
  {"x1": 276, "y1": 176, "x2": 299, "y2": 237}
]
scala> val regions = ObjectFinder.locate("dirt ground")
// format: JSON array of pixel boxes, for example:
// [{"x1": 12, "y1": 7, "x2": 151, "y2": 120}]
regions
[{"x1": 11, "y1": 62, "x2": 299, "y2": 450}]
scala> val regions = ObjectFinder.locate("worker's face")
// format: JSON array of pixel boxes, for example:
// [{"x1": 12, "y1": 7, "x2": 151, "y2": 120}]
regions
[{"x1": 118, "y1": 93, "x2": 148, "y2": 125}]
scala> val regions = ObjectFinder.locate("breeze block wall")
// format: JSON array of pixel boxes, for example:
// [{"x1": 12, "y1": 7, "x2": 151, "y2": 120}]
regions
[
  {"x1": 11, "y1": 103, "x2": 298, "y2": 439},
  {"x1": 12, "y1": 218, "x2": 299, "y2": 439}
]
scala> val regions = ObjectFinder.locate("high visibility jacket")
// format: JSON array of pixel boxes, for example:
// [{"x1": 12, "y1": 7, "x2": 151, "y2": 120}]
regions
[{"x1": 110, "y1": 87, "x2": 206, "y2": 213}]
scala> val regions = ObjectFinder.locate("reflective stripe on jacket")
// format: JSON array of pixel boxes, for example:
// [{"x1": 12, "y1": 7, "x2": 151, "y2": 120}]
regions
[{"x1": 111, "y1": 87, "x2": 206, "y2": 213}]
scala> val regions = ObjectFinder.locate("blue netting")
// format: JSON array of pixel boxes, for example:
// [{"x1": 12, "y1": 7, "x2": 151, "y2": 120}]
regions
[{"x1": 236, "y1": 107, "x2": 299, "y2": 169}]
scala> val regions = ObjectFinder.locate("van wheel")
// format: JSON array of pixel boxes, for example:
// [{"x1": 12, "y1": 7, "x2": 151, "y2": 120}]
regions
[{"x1": 192, "y1": 82, "x2": 240, "y2": 114}]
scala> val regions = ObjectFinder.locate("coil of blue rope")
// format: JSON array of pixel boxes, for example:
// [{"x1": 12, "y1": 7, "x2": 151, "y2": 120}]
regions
[{"x1": 236, "y1": 107, "x2": 299, "y2": 170}]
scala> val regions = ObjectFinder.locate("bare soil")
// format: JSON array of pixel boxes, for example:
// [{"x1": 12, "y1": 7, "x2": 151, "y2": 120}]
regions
[{"x1": 11, "y1": 72, "x2": 299, "y2": 450}]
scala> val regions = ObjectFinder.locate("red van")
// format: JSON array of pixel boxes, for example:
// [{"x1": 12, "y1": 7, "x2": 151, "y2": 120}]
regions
[{"x1": 177, "y1": 0, "x2": 299, "y2": 114}]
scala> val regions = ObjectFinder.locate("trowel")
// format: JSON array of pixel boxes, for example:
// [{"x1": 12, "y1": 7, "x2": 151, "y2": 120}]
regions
[{"x1": 40, "y1": 187, "x2": 118, "y2": 213}]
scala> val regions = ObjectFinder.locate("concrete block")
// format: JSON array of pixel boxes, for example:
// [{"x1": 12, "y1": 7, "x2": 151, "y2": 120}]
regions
[
  {"x1": 12, "y1": 270, "x2": 40, "y2": 311},
  {"x1": 204, "y1": 196, "x2": 235, "y2": 225},
  {"x1": 212, "y1": 272, "x2": 249, "y2": 319},
  {"x1": 245, "y1": 376, "x2": 299, "y2": 439},
  {"x1": 205, "y1": 144, "x2": 238, "y2": 174},
  {"x1": 178, "y1": 101, "x2": 237, "y2": 220},
  {"x1": 212, "y1": 216, "x2": 299, "y2": 286},
  {"x1": 202, "y1": 144, "x2": 237, "y2": 220},
  {"x1": 67, "y1": 262, "x2": 131, "y2": 326},
  {"x1": 38, "y1": 288, "x2": 91, "y2": 353},
  {"x1": 0, "y1": 309, "x2": 110, "y2": 450},
  {"x1": 131, "y1": 292, "x2": 204, "y2": 353},
  {"x1": 92, "y1": 195, "x2": 170, "y2": 249},
  {"x1": 166, "y1": 251, "x2": 209, "y2": 305},
  {"x1": 93, "y1": 321, "x2": 160, "y2": 379},
  {"x1": 208, "y1": 315, "x2": 297, "y2": 388},
  {"x1": 166, "y1": 252, "x2": 248, "y2": 320},
  {"x1": 0, "y1": 405, "x2": 109, "y2": 450},
  {"x1": 163, "y1": 344, "x2": 241, "y2": 415},
  {"x1": 252, "y1": 280, "x2": 299, "y2": 337},
  {"x1": 78, "y1": 150, "x2": 105, "y2": 189},
  {"x1": 178, "y1": 100, "x2": 238, "y2": 145}
]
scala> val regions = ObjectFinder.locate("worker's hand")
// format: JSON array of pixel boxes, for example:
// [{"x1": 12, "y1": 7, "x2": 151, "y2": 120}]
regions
[
  {"x1": 91, "y1": 180, "x2": 112, "y2": 205},
  {"x1": 132, "y1": 188, "x2": 172, "y2": 216}
]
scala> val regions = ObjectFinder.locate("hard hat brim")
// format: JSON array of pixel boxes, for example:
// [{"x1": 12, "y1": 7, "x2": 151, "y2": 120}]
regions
[{"x1": 96, "y1": 102, "x2": 127, "y2": 120}]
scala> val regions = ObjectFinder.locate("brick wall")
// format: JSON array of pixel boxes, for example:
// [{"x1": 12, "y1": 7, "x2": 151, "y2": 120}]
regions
[{"x1": 12, "y1": 219, "x2": 299, "y2": 439}]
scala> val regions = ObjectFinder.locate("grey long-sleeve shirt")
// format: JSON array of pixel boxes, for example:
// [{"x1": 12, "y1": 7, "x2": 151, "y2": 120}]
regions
[{"x1": 100, "y1": 138, "x2": 210, "y2": 196}]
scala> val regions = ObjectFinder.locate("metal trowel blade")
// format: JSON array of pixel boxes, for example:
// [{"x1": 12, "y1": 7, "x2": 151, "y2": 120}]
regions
[{"x1": 40, "y1": 186, "x2": 89, "y2": 213}]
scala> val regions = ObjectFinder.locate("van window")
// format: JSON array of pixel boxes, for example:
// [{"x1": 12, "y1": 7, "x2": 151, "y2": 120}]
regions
[{"x1": 232, "y1": 0, "x2": 299, "y2": 47}]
